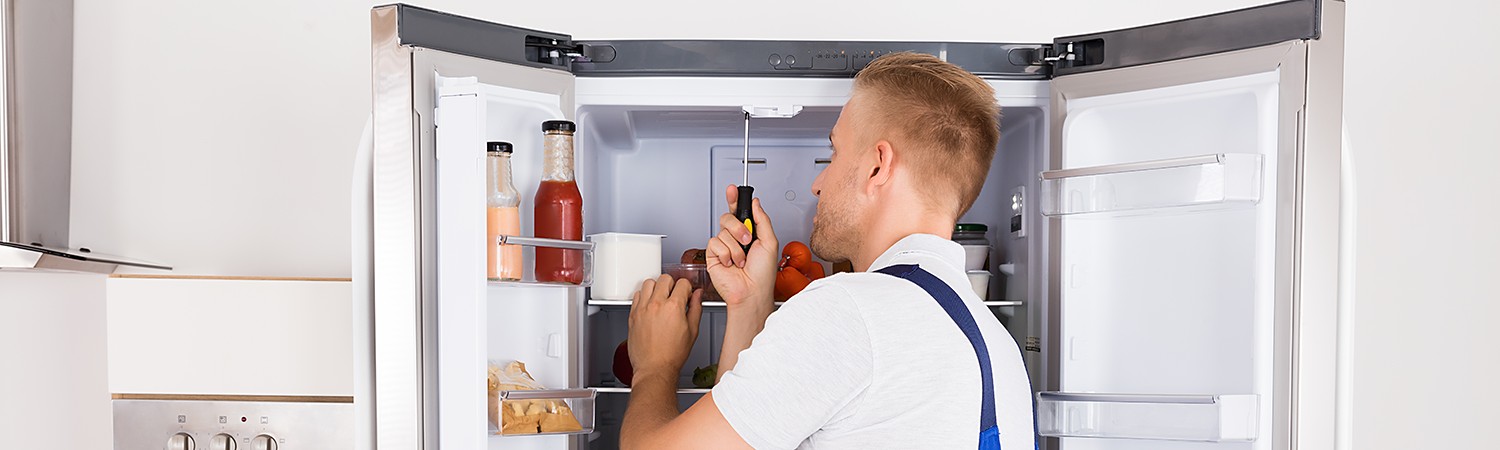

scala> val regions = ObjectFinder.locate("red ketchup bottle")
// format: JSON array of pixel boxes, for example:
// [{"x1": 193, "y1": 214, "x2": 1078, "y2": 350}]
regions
[{"x1": 534, "y1": 120, "x2": 584, "y2": 284}]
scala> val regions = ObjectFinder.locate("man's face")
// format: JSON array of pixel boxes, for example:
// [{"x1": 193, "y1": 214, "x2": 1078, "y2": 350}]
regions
[{"x1": 808, "y1": 95, "x2": 871, "y2": 263}]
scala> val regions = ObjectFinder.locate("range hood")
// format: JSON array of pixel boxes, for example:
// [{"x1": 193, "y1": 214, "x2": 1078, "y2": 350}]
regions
[{"x1": 1, "y1": 0, "x2": 167, "y2": 274}]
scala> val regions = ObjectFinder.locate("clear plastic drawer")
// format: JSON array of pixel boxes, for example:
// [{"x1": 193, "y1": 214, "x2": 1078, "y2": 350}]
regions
[
  {"x1": 489, "y1": 389, "x2": 596, "y2": 436},
  {"x1": 1035, "y1": 392, "x2": 1258, "y2": 442}
]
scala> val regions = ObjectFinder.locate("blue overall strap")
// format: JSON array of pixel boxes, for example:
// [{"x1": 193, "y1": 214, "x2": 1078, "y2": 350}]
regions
[{"x1": 875, "y1": 264, "x2": 1001, "y2": 450}]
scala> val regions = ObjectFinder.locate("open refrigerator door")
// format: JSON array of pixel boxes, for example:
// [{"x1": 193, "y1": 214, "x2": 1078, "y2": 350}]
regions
[{"x1": 1034, "y1": 1, "x2": 1343, "y2": 449}]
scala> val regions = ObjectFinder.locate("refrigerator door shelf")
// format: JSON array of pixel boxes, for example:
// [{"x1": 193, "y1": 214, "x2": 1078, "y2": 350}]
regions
[
  {"x1": 591, "y1": 387, "x2": 711, "y2": 395},
  {"x1": 490, "y1": 389, "x2": 597, "y2": 437},
  {"x1": 491, "y1": 235, "x2": 596, "y2": 288},
  {"x1": 1035, "y1": 392, "x2": 1258, "y2": 442},
  {"x1": 1039, "y1": 153, "x2": 1263, "y2": 217}
]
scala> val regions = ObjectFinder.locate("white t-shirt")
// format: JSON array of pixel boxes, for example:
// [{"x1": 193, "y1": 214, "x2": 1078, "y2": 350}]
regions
[{"x1": 714, "y1": 234, "x2": 1035, "y2": 450}]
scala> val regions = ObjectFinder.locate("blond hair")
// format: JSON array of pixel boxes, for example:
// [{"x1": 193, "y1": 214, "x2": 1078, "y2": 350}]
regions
[{"x1": 853, "y1": 52, "x2": 1000, "y2": 216}]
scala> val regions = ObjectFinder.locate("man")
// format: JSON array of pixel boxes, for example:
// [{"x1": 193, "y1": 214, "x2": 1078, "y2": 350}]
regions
[{"x1": 620, "y1": 52, "x2": 1034, "y2": 449}]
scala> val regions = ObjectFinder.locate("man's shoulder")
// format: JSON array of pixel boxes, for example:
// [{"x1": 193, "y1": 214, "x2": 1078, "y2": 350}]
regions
[{"x1": 781, "y1": 271, "x2": 922, "y2": 314}]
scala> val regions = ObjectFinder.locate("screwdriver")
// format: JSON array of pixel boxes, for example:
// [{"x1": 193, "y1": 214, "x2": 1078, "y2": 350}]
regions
[{"x1": 737, "y1": 111, "x2": 755, "y2": 253}]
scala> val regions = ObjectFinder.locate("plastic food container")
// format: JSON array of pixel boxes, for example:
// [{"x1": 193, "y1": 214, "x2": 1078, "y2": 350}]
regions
[
  {"x1": 662, "y1": 263, "x2": 721, "y2": 301},
  {"x1": 966, "y1": 270, "x2": 991, "y2": 299},
  {"x1": 962, "y1": 245, "x2": 989, "y2": 271},
  {"x1": 489, "y1": 388, "x2": 596, "y2": 436},
  {"x1": 588, "y1": 233, "x2": 664, "y2": 300}
]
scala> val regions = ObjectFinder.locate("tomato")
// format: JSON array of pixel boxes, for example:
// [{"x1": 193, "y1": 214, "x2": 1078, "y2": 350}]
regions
[
  {"x1": 782, "y1": 241, "x2": 813, "y2": 272},
  {"x1": 612, "y1": 340, "x2": 632, "y2": 386},
  {"x1": 774, "y1": 263, "x2": 813, "y2": 301}
]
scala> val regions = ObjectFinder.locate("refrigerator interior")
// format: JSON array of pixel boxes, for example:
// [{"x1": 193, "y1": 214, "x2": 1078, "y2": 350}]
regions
[
  {"x1": 434, "y1": 74, "x2": 1049, "y2": 449},
  {"x1": 1043, "y1": 69, "x2": 1282, "y2": 449}
]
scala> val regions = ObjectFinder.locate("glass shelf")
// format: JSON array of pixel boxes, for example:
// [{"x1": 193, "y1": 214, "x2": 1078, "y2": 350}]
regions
[
  {"x1": 489, "y1": 388, "x2": 596, "y2": 437},
  {"x1": 487, "y1": 235, "x2": 595, "y2": 288},
  {"x1": 1035, "y1": 392, "x2": 1258, "y2": 442},
  {"x1": 591, "y1": 386, "x2": 712, "y2": 395},
  {"x1": 1040, "y1": 153, "x2": 1263, "y2": 216},
  {"x1": 587, "y1": 299, "x2": 785, "y2": 308}
]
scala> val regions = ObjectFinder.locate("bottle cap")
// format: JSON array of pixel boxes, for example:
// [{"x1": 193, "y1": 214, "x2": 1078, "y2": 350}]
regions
[
  {"x1": 954, "y1": 223, "x2": 988, "y2": 232},
  {"x1": 486, "y1": 141, "x2": 513, "y2": 153},
  {"x1": 542, "y1": 120, "x2": 576, "y2": 133}
]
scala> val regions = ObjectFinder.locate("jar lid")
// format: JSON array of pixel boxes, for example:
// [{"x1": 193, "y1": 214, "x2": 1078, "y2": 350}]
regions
[
  {"x1": 542, "y1": 120, "x2": 576, "y2": 133},
  {"x1": 486, "y1": 141, "x2": 513, "y2": 153},
  {"x1": 954, "y1": 223, "x2": 988, "y2": 232}
]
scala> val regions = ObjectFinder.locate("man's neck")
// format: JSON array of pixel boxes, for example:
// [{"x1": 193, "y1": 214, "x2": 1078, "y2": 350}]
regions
[{"x1": 851, "y1": 209, "x2": 955, "y2": 272}]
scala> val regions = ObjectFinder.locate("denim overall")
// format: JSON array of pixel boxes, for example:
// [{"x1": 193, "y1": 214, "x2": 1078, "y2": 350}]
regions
[{"x1": 875, "y1": 264, "x2": 1003, "y2": 450}]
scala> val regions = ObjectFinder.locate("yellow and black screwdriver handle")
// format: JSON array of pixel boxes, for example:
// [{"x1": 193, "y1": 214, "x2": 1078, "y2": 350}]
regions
[{"x1": 736, "y1": 185, "x2": 756, "y2": 252}]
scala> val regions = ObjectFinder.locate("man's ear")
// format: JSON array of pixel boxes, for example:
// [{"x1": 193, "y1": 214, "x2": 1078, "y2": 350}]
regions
[{"x1": 866, "y1": 140, "x2": 895, "y2": 195}]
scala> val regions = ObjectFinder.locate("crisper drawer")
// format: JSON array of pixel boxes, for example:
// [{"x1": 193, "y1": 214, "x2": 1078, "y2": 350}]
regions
[
  {"x1": 489, "y1": 389, "x2": 597, "y2": 436},
  {"x1": 1036, "y1": 392, "x2": 1258, "y2": 442}
]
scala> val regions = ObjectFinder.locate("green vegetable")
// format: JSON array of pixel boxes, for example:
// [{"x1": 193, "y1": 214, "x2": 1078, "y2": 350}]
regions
[{"x1": 692, "y1": 364, "x2": 718, "y2": 388}]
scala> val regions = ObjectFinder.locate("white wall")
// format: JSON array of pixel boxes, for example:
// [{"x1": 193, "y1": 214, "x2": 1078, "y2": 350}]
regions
[
  {"x1": 1345, "y1": 0, "x2": 1500, "y2": 448},
  {"x1": 0, "y1": 271, "x2": 110, "y2": 448},
  {"x1": 63, "y1": 0, "x2": 1500, "y2": 448}
]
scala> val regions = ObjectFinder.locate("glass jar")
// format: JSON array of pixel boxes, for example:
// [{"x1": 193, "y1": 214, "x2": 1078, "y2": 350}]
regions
[{"x1": 487, "y1": 141, "x2": 522, "y2": 281}]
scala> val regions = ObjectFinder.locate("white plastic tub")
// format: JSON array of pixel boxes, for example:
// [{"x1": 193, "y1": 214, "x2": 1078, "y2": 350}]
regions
[
  {"x1": 966, "y1": 270, "x2": 991, "y2": 299},
  {"x1": 588, "y1": 233, "x2": 664, "y2": 300}
]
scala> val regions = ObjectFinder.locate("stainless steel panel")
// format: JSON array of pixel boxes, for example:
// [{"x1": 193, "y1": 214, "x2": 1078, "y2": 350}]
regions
[
  {"x1": 1294, "y1": 2, "x2": 1346, "y2": 448},
  {"x1": 371, "y1": 5, "x2": 579, "y2": 449},
  {"x1": 1050, "y1": 0, "x2": 1321, "y2": 76},
  {"x1": 1, "y1": 0, "x2": 11, "y2": 242},
  {"x1": 113, "y1": 400, "x2": 353, "y2": 450},
  {"x1": 370, "y1": 6, "x2": 422, "y2": 450},
  {"x1": 4, "y1": 0, "x2": 73, "y2": 248}
]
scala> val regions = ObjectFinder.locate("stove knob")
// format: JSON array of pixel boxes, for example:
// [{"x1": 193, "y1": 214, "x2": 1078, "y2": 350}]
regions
[
  {"x1": 249, "y1": 434, "x2": 277, "y2": 450},
  {"x1": 167, "y1": 432, "x2": 196, "y2": 450},
  {"x1": 209, "y1": 433, "x2": 237, "y2": 450}
]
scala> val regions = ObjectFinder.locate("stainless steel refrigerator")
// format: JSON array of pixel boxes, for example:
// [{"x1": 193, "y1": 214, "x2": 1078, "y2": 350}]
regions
[{"x1": 354, "y1": 1, "x2": 1347, "y2": 448}]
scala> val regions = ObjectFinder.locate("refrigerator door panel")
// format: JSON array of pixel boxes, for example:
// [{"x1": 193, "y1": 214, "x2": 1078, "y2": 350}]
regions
[
  {"x1": 372, "y1": 5, "x2": 579, "y2": 450},
  {"x1": 1041, "y1": 0, "x2": 1343, "y2": 441},
  {"x1": 434, "y1": 77, "x2": 584, "y2": 450},
  {"x1": 1047, "y1": 54, "x2": 1291, "y2": 450}
]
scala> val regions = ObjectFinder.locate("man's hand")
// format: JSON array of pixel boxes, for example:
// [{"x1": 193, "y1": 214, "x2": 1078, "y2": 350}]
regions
[
  {"x1": 706, "y1": 185, "x2": 779, "y2": 310},
  {"x1": 628, "y1": 275, "x2": 704, "y2": 383}
]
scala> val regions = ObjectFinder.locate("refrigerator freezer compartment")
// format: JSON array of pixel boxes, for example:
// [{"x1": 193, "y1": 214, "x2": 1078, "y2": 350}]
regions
[
  {"x1": 1035, "y1": 392, "x2": 1258, "y2": 442},
  {"x1": 488, "y1": 388, "x2": 597, "y2": 436},
  {"x1": 1039, "y1": 153, "x2": 1262, "y2": 216},
  {"x1": 489, "y1": 235, "x2": 596, "y2": 287}
]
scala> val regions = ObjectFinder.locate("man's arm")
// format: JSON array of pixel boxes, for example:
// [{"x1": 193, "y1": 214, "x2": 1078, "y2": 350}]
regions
[
  {"x1": 621, "y1": 391, "x2": 750, "y2": 450},
  {"x1": 619, "y1": 275, "x2": 752, "y2": 450}
]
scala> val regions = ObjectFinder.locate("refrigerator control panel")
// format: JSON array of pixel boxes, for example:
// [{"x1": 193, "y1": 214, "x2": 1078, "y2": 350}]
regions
[{"x1": 112, "y1": 398, "x2": 353, "y2": 450}]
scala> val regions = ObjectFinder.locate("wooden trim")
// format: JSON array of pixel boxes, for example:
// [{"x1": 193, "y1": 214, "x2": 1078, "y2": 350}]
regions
[
  {"x1": 108, "y1": 274, "x2": 352, "y2": 282},
  {"x1": 111, "y1": 393, "x2": 354, "y2": 403}
]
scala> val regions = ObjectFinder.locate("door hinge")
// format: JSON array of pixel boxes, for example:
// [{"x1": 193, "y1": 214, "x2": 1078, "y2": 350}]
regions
[
  {"x1": 524, "y1": 37, "x2": 619, "y2": 67},
  {"x1": 1035, "y1": 39, "x2": 1104, "y2": 70},
  {"x1": 1034, "y1": 43, "x2": 1078, "y2": 65}
]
